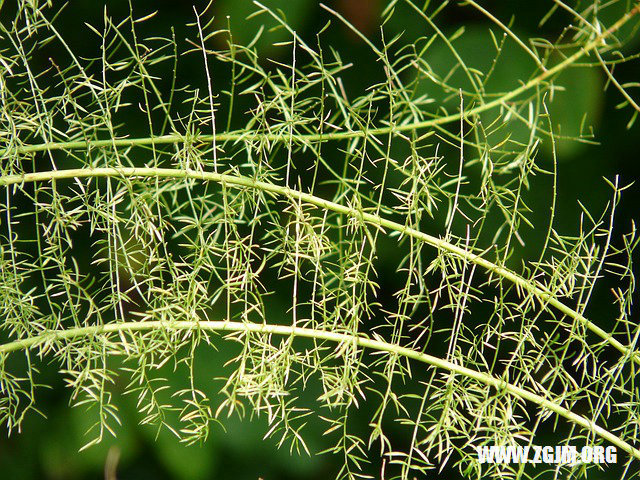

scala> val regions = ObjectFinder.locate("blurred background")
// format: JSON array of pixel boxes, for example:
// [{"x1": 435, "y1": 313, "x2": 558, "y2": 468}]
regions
[{"x1": 0, "y1": 0, "x2": 638, "y2": 478}]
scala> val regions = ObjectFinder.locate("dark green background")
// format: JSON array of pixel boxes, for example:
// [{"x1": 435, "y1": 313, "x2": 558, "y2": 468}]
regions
[{"x1": 1, "y1": 1, "x2": 638, "y2": 479}]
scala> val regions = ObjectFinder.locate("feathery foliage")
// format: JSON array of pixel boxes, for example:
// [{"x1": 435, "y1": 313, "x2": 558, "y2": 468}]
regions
[{"x1": 1, "y1": 0, "x2": 640, "y2": 478}]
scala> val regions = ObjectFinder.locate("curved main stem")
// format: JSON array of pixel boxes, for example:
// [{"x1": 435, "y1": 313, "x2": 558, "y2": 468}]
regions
[
  {"x1": 1, "y1": 319, "x2": 638, "y2": 459},
  {"x1": 0, "y1": 166, "x2": 637, "y2": 366},
  {"x1": 4, "y1": 3, "x2": 639, "y2": 157}
]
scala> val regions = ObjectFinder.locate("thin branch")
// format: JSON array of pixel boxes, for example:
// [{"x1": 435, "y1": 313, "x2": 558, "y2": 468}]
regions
[
  {"x1": 3, "y1": 3, "x2": 638, "y2": 157},
  {"x1": 1, "y1": 319, "x2": 637, "y2": 460},
  {"x1": 1, "y1": 166, "x2": 637, "y2": 366}
]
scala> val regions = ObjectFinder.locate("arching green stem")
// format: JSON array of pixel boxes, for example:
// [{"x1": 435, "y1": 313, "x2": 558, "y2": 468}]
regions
[
  {"x1": 1, "y1": 319, "x2": 638, "y2": 459},
  {"x1": 1, "y1": 166, "x2": 637, "y2": 366},
  {"x1": 4, "y1": 3, "x2": 639, "y2": 157}
]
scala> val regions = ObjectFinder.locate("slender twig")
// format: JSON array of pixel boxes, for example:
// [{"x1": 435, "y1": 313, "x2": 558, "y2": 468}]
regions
[
  {"x1": 1, "y1": 319, "x2": 637, "y2": 459},
  {"x1": 4, "y1": 3, "x2": 638, "y2": 157},
  {"x1": 1, "y1": 166, "x2": 637, "y2": 366}
]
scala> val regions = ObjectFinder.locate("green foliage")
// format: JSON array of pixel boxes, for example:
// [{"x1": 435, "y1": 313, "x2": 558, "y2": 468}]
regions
[{"x1": 0, "y1": 1, "x2": 639, "y2": 478}]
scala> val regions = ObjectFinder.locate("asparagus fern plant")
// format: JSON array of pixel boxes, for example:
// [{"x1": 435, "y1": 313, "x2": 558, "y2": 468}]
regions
[{"x1": 1, "y1": 0, "x2": 639, "y2": 478}]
